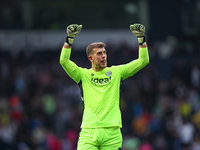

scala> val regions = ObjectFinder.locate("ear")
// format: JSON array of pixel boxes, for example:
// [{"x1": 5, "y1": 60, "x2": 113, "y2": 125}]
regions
[{"x1": 88, "y1": 56, "x2": 93, "y2": 62}]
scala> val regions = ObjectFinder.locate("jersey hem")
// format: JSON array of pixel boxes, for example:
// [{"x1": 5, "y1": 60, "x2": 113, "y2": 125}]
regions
[{"x1": 81, "y1": 125, "x2": 122, "y2": 129}]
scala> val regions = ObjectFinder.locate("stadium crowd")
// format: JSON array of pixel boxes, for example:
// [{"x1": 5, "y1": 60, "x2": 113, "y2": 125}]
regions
[{"x1": 0, "y1": 36, "x2": 200, "y2": 150}]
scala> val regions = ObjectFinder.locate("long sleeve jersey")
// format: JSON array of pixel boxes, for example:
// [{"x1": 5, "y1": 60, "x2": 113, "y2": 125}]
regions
[{"x1": 60, "y1": 46, "x2": 149, "y2": 128}]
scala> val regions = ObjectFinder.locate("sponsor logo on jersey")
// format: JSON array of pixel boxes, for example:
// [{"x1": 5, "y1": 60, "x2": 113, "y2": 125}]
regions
[{"x1": 91, "y1": 76, "x2": 111, "y2": 86}]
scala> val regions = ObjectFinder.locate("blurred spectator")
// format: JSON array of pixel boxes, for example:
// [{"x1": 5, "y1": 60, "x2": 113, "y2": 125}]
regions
[
  {"x1": 153, "y1": 133, "x2": 167, "y2": 150},
  {"x1": 157, "y1": 36, "x2": 178, "y2": 59},
  {"x1": 190, "y1": 63, "x2": 200, "y2": 88},
  {"x1": 177, "y1": 117, "x2": 195, "y2": 150},
  {"x1": 123, "y1": 134, "x2": 141, "y2": 150},
  {"x1": 191, "y1": 135, "x2": 200, "y2": 150},
  {"x1": 139, "y1": 138, "x2": 153, "y2": 150}
]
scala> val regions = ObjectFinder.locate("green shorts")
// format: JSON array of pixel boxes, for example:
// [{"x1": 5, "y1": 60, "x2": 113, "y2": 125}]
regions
[{"x1": 77, "y1": 127, "x2": 122, "y2": 150}]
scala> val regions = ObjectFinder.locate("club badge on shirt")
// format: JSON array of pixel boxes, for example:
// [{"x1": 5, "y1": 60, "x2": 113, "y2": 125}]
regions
[{"x1": 105, "y1": 70, "x2": 112, "y2": 77}]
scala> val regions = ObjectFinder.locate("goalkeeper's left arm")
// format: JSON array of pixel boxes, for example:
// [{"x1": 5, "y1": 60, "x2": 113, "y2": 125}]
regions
[{"x1": 122, "y1": 24, "x2": 149, "y2": 79}]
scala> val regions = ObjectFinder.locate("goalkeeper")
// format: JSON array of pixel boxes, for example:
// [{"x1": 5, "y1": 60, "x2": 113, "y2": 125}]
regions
[{"x1": 60, "y1": 24, "x2": 149, "y2": 150}]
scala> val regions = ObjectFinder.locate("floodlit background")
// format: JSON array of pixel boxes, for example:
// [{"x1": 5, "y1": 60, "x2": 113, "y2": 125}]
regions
[{"x1": 0, "y1": 0, "x2": 200, "y2": 150}]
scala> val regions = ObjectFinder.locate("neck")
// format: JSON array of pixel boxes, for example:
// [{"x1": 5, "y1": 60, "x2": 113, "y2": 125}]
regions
[{"x1": 91, "y1": 64, "x2": 105, "y2": 72}]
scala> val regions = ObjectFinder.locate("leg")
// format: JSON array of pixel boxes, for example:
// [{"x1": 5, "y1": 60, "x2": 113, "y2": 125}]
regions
[
  {"x1": 77, "y1": 128, "x2": 99, "y2": 150},
  {"x1": 99, "y1": 127, "x2": 122, "y2": 150}
]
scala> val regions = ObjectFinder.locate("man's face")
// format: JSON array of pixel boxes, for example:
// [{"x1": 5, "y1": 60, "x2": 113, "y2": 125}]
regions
[{"x1": 89, "y1": 47, "x2": 107, "y2": 69}]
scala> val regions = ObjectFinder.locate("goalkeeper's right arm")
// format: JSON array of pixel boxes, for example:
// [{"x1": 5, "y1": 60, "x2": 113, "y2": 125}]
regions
[
  {"x1": 59, "y1": 24, "x2": 82, "y2": 82},
  {"x1": 60, "y1": 43, "x2": 81, "y2": 83}
]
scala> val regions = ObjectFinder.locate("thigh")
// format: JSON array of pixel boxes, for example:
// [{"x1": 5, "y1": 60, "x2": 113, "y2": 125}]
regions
[
  {"x1": 100, "y1": 127, "x2": 122, "y2": 150},
  {"x1": 77, "y1": 128, "x2": 99, "y2": 150}
]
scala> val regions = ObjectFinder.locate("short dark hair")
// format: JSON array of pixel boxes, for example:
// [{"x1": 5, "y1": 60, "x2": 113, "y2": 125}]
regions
[{"x1": 86, "y1": 42, "x2": 106, "y2": 57}]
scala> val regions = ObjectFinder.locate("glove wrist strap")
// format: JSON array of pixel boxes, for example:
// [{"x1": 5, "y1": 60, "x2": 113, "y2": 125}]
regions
[
  {"x1": 65, "y1": 36, "x2": 74, "y2": 46},
  {"x1": 137, "y1": 36, "x2": 146, "y2": 45}
]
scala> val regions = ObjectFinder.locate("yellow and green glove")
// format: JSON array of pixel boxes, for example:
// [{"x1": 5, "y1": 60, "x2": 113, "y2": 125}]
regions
[
  {"x1": 65, "y1": 24, "x2": 82, "y2": 46},
  {"x1": 130, "y1": 23, "x2": 146, "y2": 45}
]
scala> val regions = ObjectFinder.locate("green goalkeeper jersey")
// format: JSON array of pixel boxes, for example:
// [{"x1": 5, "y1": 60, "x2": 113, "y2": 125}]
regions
[{"x1": 60, "y1": 46, "x2": 149, "y2": 128}]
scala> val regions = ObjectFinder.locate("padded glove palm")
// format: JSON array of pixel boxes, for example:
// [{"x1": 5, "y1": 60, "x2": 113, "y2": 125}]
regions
[
  {"x1": 67, "y1": 24, "x2": 82, "y2": 38},
  {"x1": 65, "y1": 24, "x2": 82, "y2": 46},
  {"x1": 130, "y1": 24, "x2": 146, "y2": 45}
]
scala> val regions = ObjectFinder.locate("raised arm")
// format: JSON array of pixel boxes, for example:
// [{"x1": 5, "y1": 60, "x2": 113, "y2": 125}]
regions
[
  {"x1": 60, "y1": 24, "x2": 82, "y2": 83},
  {"x1": 121, "y1": 24, "x2": 149, "y2": 80}
]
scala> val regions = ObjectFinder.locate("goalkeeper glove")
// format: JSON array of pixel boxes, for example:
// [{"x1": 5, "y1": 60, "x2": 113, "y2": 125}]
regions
[
  {"x1": 130, "y1": 23, "x2": 146, "y2": 45},
  {"x1": 65, "y1": 24, "x2": 82, "y2": 47}
]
